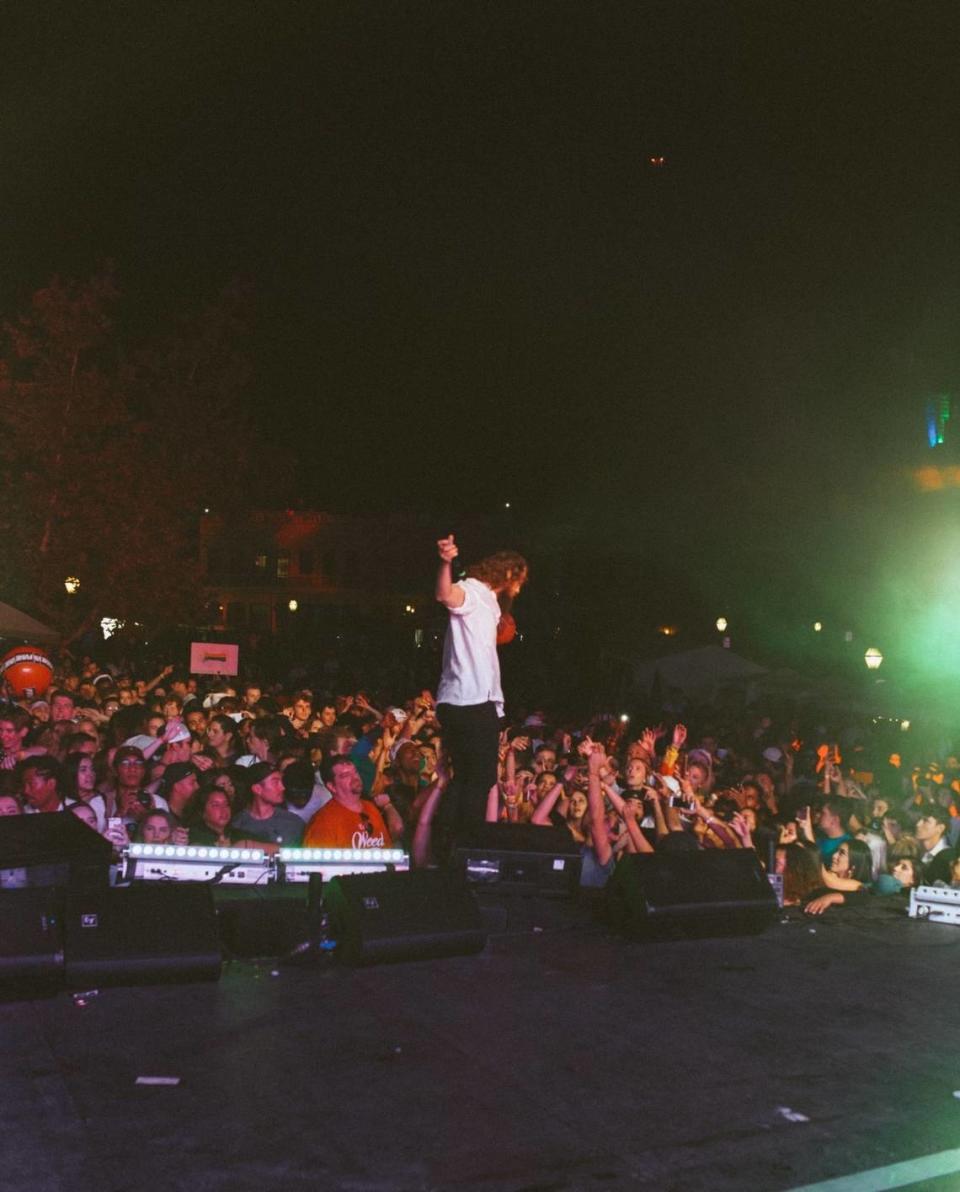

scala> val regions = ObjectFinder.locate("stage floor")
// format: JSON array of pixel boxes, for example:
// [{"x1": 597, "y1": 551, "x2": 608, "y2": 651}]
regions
[{"x1": 4, "y1": 896, "x2": 960, "y2": 1192}]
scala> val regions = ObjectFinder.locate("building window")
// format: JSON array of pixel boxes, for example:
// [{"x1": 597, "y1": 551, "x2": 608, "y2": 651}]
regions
[
  {"x1": 277, "y1": 553, "x2": 290, "y2": 579},
  {"x1": 254, "y1": 553, "x2": 267, "y2": 572}
]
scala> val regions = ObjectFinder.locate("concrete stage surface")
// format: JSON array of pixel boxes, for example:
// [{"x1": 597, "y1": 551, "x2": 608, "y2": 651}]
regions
[{"x1": 4, "y1": 896, "x2": 960, "y2": 1192}]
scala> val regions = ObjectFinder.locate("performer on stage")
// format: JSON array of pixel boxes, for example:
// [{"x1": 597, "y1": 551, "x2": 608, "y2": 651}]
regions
[{"x1": 435, "y1": 535, "x2": 528, "y2": 834}]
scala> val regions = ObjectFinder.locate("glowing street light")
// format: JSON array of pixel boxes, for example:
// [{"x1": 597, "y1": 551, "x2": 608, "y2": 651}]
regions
[
  {"x1": 813, "y1": 621, "x2": 822, "y2": 632},
  {"x1": 715, "y1": 616, "x2": 728, "y2": 633},
  {"x1": 64, "y1": 576, "x2": 80, "y2": 595},
  {"x1": 864, "y1": 647, "x2": 884, "y2": 671},
  {"x1": 287, "y1": 599, "x2": 299, "y2": 612}
]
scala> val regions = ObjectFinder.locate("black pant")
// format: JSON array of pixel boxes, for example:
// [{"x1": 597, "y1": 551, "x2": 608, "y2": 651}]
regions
[{"x1": 436, "y1": 701, "x2": 500, "y2": 836}]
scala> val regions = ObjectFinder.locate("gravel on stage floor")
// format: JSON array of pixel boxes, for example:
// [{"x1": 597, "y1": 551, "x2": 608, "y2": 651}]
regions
[{"x1": 3, "y1": 896, "x2": 960, "y2": 1192}]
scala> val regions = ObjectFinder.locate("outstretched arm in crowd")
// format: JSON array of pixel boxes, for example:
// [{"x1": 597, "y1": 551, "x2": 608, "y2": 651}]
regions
[
  {"x1": 688, "y1": 790, "x2": 741, "y2": 848},
  {"x1": 142, "y1": 664, "x2": 174, "y2": 695},
  {"x1": 601, "y1": 782, "x2": 653, "y2": 854},
  {"x1": 660, "y1": 722, "x2": 687, "y2": 776},
  {"x1": 412, "y1": 763, "x2": 449, "y2": 867},
  {"x1": 531, "y1": 778, "x2": 565, "y2": 825},
  {"x1": 372, "y1": 789, "x2": 405, "y2": 844},
  {"x1": 369, "y1": 723, "x2": 398, "y2": 796},
  {"x1": 486, "y1": 779, "x2": 503, "y2": 823},
  {"x1": 586, "y1": 743, "x2": 613, "y2": 868}
]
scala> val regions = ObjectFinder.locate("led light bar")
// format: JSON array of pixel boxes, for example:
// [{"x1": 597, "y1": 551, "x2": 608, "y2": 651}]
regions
[
  {"x1": 277, "y1": 846, "x2": 409, "y2": 884},
  {"x1": 127, "y1": 843, "x2": 267, "y2": 864},
  {"x1": 278, "y1": 847, "x2": 407, "y2": 864},
  {"x1": 122, "y1": 843, "x2": 272, "y2": 885}
]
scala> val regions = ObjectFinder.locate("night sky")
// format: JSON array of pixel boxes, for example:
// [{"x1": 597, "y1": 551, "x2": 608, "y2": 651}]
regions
[{"x1": 5, "y1": 2, "x2": 960, "y2": 661}]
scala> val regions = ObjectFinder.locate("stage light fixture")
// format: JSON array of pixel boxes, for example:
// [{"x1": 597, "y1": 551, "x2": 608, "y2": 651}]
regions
[{"x1": 127, "y1": 843, "x2": 267, "y2": 864}]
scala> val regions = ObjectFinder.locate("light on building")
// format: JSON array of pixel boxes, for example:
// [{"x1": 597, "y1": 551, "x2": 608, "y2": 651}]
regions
[
  {"x1": 288, "y1": 599, "x2": 299, "y2": 612},
  {"x1": 64, "y1": 576, "x2": 80, "y2": 595},
  {"x1": 864, "y1": 647, "x2": 883, "y2": 671},
  {"x1": 813, "y1": 621, "x2": 822, "y2": 632}
]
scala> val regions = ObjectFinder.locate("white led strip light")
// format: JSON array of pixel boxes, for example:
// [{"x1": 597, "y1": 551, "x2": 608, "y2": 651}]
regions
[
  {"x1": 278, "y1": 847, "x2": 407, "y2": 865},
  {"x1": 127, "y1": 843, "x2": 267, "y2": 864}
]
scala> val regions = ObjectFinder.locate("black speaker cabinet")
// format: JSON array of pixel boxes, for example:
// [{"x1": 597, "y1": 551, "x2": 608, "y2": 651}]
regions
[
  {"x1": 0, "y1": 887, "x2": 64, "y2": 999},
  {"x1": 64, "y1": 884, "x2": 222, "y2": 988},
  {"x1": 323, "y1": 870, "x2": 486, "y2": 965},
  {"x1": 452, "y1": 823, "x2": 582, "y2": 897},
  {"x1": 216, "y1": 890, "x2": 311, "y2": 958},
  {"x1": 607, "y1": 849, "x2": 778, "y2": 940},
  {"x1": 0, "y1": 812, "x2": 111, "y2": 889}
]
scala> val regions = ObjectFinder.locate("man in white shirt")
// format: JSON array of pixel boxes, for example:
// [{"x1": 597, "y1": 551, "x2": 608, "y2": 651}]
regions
[{"x1": 435, "y1": 535, "x2": 527, "y2": 835}]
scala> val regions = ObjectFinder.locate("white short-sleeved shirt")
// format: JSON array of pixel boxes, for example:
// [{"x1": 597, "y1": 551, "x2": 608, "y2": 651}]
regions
[{"x1": 436, "y1": 578, "x2": 504, "y2": 716}]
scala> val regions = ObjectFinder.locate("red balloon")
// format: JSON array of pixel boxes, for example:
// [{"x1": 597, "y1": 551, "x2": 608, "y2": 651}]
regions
[
  {"x1": 496, "y1": 612, "x2": 517, "y2": 646},
  {"x1": 1, "y1": 645, "x2": 54, "y2": 698}
]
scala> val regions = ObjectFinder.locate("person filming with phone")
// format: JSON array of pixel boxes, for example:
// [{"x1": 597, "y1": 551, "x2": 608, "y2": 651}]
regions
[{"x1": 434, "y1": 535, "x2": 528, "y2": 837}]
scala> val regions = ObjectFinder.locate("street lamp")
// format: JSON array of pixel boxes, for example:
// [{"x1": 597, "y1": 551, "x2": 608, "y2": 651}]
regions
[
  {"x1": 715, "y1": 616, "x2": 728, "y2": 633},
  {"x1": 287, "y1": 599, "x2": 298, "y2": 612},
  {"x1": 813, "y1": 621, "x2": 822, "y2": 632},
  {"x1": 864, "y1": 647, "x2": 883, "y2": 671},
  {"x1": 64, "y1": 576, "x2": 80, "y2": 595}
]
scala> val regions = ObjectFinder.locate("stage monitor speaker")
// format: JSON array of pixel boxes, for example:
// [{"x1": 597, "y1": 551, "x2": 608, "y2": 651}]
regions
[
  {"x1": 0, "y1": 812, "x2": 111, "y2": 889},
  {"x1": 323, "y1": 870, "x2": 486, "y2": 965},
  {"x1": 607, "y1": 849, "x2": 778, "y2": 940},
  {"x1": 216, "y1": 891, "x2": 311, "y2": 958},
  {"x1": 452, "y1": 822, "x2": 582, "y2": 897},
  {"x1": 0, "y1": 887, "x2": 64, "y2": 999},
  {"x1": 64, "y1": 884, "x2": 222, "y2": 988}
]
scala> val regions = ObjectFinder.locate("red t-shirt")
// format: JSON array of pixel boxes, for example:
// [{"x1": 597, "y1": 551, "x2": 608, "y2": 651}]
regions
[{"x1": 303, "y1": 799, "x2": 392, "y2": 849}]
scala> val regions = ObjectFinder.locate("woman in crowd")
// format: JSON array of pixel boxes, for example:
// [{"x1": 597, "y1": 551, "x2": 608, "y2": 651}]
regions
[
  {"x1": 805, "y1": 838, "x2": 874, "y2": 915},
  {"x1": 206, "y1": 714, "x2": 242, "y2": 768},
  {"x1": 135, "y1": 810, "x2": 178, "y2": 844},
  {"x1": 187, "y1": 785, "x2": 234, "y2": 847},
  {"x1": 63, "y1": 751, "x2": 107, "y2": 829}
]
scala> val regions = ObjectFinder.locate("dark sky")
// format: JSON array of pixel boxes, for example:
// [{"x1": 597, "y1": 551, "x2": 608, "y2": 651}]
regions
[{"x1": 5, "y1": 2, "x2": 960, "y2": 599}]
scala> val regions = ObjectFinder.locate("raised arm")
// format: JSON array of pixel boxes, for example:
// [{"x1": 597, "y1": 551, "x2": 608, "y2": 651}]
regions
[
  {"x1": 412, "y1": 775, "x2": 447, "y2": 868},
  {"x1": 435, "y1": 536, "x2": 465, "y2": 609},
  {"x1": 531, "y1": 779, "x2": 565, "y2": 825},
  {"x1": 602, "y1": 784, "x2": 653, "y2": 854},
  {"x1": 586, "y1": 742, "x2": 613, "y2": 867}
]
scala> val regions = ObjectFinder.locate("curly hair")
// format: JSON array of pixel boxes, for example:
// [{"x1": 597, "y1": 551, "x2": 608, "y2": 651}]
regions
[{"x1": 466, "y1": 551, "x2": 528, "y2": 591}]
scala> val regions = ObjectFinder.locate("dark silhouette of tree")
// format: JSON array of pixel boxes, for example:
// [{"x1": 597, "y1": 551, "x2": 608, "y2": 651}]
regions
[{"x1": 0, "y1": 270, "x2": 260, "y2": 640}]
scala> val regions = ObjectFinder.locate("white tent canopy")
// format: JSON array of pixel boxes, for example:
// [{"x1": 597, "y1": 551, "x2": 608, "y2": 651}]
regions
[
  {"x1": 632, "y1": 645, "x2": 767, "y2": 702},
  {"x1": 0, "y1": 601, "x2": 59, "y2": 644}
]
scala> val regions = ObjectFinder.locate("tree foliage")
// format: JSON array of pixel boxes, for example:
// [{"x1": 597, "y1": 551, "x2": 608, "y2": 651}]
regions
[{"x1": 0, "y1": 270, "x2": 257, "y2": 639}]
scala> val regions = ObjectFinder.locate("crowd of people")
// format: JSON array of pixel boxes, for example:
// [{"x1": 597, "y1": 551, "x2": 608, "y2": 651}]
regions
[{"x1": 1, "y1": 653, "x2": 958, "y2": 917}]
